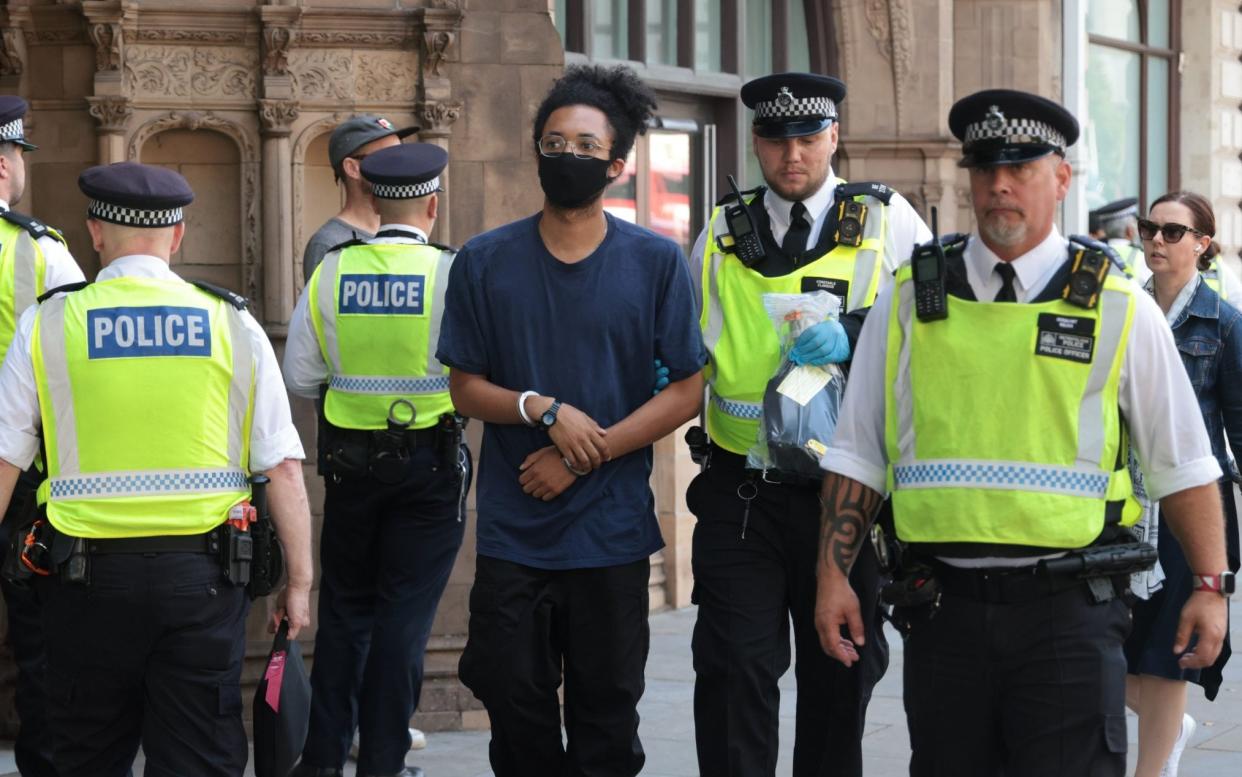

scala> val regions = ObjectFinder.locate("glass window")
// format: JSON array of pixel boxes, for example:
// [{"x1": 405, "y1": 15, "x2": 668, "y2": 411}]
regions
[
  {"x1": 555, "y1": 0, "x2": 567, "y2": 49},
  {"x1": 694, "y1": 0, "x2": 723, "y2": 71},
  {"x1": 1146, "y1": 57, "x2": 1169, "y2": 200},
  {"x1": 1147, "y1": 0, "x2": 1170, "y2": 48},
  {"x1": 1086, "y1": 0, "x2": 1139, "y2": 42},
  {"x1": 786, "y1": 0, "x2": 810, "y2": 72},
  {"x1": 1086, "y1": 46, "x2": 1141, "y2": 207},
  {"x1": 647, "y1": 131, "x2": 694, "y2": 252},
  {"x1": 745, "y1": 0, "x2": 772, "y2": 77},
  {"x1": 603, "y1": 149, "x2": 638, "y2": 224},
  {"x1": 647, "y1": 0, "x2": 678, "y2": 66},
  {"x1": 593, "y1": 0, "x2": 629, "y2": 60}
]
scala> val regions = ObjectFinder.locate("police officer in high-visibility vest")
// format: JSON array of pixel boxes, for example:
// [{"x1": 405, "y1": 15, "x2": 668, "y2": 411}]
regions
[
  {"x1": 0, "y1": 93, "x2": 84, "y2": 777},
  {"x1": 0, "y1": 161, "x2": 314, "y2": 777},
  {"x1": 1090, "y1": 197, "x2": 1149, "y2": 282},
  {"x1": 815, "y1": 89, "x2": 1231, "y2": 777},
  {"x1": 686, "y1": 72, "x2": 929, "y2": 777},
  {"x1": 284, "y1": 143, "x2": 467, "y2": 777}
]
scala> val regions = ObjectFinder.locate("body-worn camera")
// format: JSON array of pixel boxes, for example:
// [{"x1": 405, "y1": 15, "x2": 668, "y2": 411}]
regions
[
  {"x1": 1064, "y1": 246, "x2": 1110, "y2": 309},
  {"x1": 835, "y1": 200, "x2": 867, "y2": 247}
]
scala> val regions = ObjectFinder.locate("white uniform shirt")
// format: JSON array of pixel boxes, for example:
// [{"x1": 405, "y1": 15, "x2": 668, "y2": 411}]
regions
[
  {"x1": 0, "y1": 199, "x2": 86, "y2": 292},
  {"x1": 823, "y1": 226, "x2": 1221, "y2": 510},
  {"x1": 688, "y1": 172, "x2": 931, "y2": 308},
  {"x1": 0, "y1": 254, "x2": 304, "y2": 473},
  {"x1": 284, "y1": 224, "x2": 429, "y2": 399}
]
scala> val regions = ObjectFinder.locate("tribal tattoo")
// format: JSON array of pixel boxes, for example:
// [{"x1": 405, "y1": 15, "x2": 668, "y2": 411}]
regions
[{"x1": 819, "y1": 473, "x2": 883, "y2": 575}]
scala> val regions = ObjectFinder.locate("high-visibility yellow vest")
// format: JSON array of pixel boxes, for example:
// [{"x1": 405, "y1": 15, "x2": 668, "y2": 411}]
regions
[
  {"x1": 700, "y1": 184, "x2": 889, "y2": 454},
  {"x1": 1112, "y1": 243, "x2": 1143, "y2": 279},
  {"x1": 308, "y1": 241, "x2": 455, "y2": 431},
  {"x1": 1203, "y1": 257, "x2": 1229, "y2": 301},
  {"x1": 883, "y1": 257, "x2": 1141, "y2": 550},
  {"x1": 32, "y1": 276, "x2": 254, "y2": 539},
  {"x1": 0, "y1": 212, "x2": 54, "y2": 356}
]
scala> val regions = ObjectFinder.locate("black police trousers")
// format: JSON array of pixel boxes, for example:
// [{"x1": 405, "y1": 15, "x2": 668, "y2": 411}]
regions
[
  {"x1": 301, "y1": 445, "x2": 468, "y2": 776},
  {"x1": 40, "y1": 552, "x2": 249, "y2": 777},
  {"x1": 459, "y1": 555, "x2": 650, "y2": 777},
  {"x1": 686, "y1": 452, "x2": 889, "y2": 777},
  {"x1": 902, "y1": 582, "x2": 1131, "y2": 776},
  {"x1": 0, "y1": 467, "x2": 58, "y2": 777}
]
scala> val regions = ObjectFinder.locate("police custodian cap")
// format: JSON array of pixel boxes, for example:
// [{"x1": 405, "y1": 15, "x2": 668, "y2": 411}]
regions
[
  {"x1": 79, "y1": 161, "x2": 194, "y2": 228},
  {"x1": 1092, "y1": 197, "x2": 1139, "y2": 224},
  {"x1": 948, "y1": 88, "x2": 1080, "y2": 168},
  {"x1": 741, "y1": 73, "x2": 846, "y2": 139},
  {"x1": 360, "y1": 143, "x2": 448, "y2": 200},
  {"x1": 0, "y1": 95, "x2": 36, "y2": 151}
]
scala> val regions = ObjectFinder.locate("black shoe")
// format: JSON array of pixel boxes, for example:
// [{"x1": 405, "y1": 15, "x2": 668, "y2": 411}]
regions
[
  {"x1": 289, "y1": 763, "x2": 345, "y2": 777},
  {"x1": 360, "y1": 768, "x2": 424, "y2": 777}
]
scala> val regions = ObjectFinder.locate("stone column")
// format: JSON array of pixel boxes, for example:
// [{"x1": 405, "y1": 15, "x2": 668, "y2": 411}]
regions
[
  {"x1": 414, "y1": 100, "x2": 463, "y2": 242},
  {"x1": 416, "y1": 4, "x2": 464, "y2": 244},
  {"x1": 86, "y1": 96, "x2": 132, "y2": 164},
  {"x1": 82, "y1": 1, "x2": 137, "y2": 165}
]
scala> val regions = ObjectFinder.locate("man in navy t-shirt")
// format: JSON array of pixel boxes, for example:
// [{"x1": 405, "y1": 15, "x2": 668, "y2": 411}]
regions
[{"x1": 437, "y1": 64, "x2": 705, "y2": 776}]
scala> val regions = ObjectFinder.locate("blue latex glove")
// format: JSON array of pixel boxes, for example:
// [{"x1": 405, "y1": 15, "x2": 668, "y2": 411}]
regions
[
  {"x1": 789, "y1": 321, "x2": 850, "y2": 365},
  {"x1": 653, "y1": 358, "x2": 671, "y2": 395}
]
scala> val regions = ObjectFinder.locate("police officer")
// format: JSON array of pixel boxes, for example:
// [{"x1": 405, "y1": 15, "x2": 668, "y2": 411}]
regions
[
  {"x1": 0, "y1": 161, "x2": 313, "y2": 777},
  {"x1": 815, "y1": 89, "x2": 1230, "y2": 777},
  {"x1": 1090, "y1": 197, "x2": 1148, "y2": 281},
  {"x1": 0, "y1": 94, "x2": 87, "y2": 777},
  {"x1": 284, "y1": 143, "x2": 467, "y2": 777},
  {"x1": 686, "y1": 72, "x2": 929, "y2": 777}
]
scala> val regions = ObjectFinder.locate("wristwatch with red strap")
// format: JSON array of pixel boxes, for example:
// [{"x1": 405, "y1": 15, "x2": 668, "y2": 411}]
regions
[{"x1": 1192, "y1": 571, "x2": 1236, "y2": 596}]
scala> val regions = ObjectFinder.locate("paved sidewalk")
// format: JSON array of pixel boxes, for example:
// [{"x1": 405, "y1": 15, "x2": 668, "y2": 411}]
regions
[{"x1": 5, "y1": 601, "x2": 1239, "y2": 776}]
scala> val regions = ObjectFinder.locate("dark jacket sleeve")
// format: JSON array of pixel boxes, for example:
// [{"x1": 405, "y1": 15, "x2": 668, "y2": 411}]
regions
[{"x1": 840, "y1": 306, "x2": 870, "y2": 353}]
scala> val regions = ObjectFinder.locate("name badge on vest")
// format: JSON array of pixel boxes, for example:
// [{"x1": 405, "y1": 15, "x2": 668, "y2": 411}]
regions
[
  {"x1": 339, "y1": 274, "x2": 426, "y2": 315},
  {"x1": 801, "y1": 277, "x2": 849, "y2": 308},
  {"x1": 88, "y1": 306, "x2": 212, "y2": 359},
  {"x1": 1034, "y1": 313, "x2": 1095, "y2": 364}
]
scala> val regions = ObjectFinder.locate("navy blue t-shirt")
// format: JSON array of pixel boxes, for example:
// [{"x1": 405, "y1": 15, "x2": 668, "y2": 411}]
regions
[{"x1": 436, "y1": 213, "x2": 707, "y2": 570}]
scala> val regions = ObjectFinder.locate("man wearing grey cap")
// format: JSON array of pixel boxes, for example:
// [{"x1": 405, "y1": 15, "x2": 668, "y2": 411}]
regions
[{"x1": 301, "y1": 115, "x2": 417, "y2": 283}]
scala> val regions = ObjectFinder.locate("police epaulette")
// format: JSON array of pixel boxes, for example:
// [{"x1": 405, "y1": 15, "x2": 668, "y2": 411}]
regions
[
  {"x1": 0, "y1": 209, "x2": 65, "y2": 244},
  {"x1": 36, "y1": 281, "x2": 89, "y2": 303},
  {"x1": 715, "y1": 185, "x2": 765, "y2": 207},
  {"x1": 427, "y1": 240, "x2": 458, "y2": 253},
  {"x1": 191, "y1": 280, "x2": 249, "y2": 311},
  {"x1": 325, "y1": 237, "x2": 368, "y2": 255},
  {"x1": 835, "y1": 181, "x2": 895, "y2": 205},
  {"x1": 1068, "y1": 234, "x2": 1126, "y2": 274}
]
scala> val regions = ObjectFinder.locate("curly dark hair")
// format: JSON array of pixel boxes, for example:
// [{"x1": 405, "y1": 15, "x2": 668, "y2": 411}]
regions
[{"x1": 531, "y1": 64, "x2": 658, "y2": 163}]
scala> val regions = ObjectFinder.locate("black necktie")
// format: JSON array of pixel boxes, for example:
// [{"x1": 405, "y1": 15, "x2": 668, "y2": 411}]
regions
[
  {"x1": 993, "y1": 262, "x2": 1017, "y2": 302},
  {"x1": 782, "y1": 202, "x2": 811, "y2": 256}
]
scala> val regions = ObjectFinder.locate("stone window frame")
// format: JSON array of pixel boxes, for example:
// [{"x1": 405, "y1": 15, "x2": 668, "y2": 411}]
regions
[{"x1": 1087, "y1": 0, "x2": 1182, "y2": 209}]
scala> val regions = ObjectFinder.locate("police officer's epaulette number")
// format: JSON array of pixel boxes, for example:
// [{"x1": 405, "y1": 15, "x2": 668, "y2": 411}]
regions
[
  {"x1": 715, "y1": 185, "x2": 765, "y2": 207},
  {"x1": 190, "y1": 280, "x2": 249, "y2": 311},
  {"x1": 1035, "y1": 313, "x2": 1095, "y2": 364},
  {"x1": 835, "y1": 181, "x2": 895, "y2": 205},
  {"x1": 0, "y1": 209, "x2": 60, "y2": 242}
]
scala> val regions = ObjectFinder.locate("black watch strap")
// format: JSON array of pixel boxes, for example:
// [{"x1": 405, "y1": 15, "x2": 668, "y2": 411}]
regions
[{"x1": 541, "y1": 399, "x2": 562, "y2": 429}]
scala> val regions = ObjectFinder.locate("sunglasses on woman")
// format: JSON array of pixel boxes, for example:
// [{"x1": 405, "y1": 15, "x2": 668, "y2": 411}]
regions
[{"x1": 1137, "y1": 218, "x2": 1206, "y2": 244}]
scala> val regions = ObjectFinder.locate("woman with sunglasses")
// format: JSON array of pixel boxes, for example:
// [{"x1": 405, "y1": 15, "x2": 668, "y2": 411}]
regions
[{"x1": 1125, "y1": 190, "x2": 1242, "y2": 777}]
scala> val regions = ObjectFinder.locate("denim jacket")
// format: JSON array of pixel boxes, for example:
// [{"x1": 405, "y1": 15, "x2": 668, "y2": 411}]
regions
[{"x1": 1168, "y1": 275, "x2": 1242, "y2": 570}]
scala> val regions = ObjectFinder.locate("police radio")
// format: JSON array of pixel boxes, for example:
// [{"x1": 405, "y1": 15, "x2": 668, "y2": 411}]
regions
[
  {"x1": 716, "y1": 175, "x2": 766, "y2": 267},
  {"x1": 910, "y1": 207, "x2": 948, "y2": 321},
  {"x1": 835, "y1": 199, "x2": 867, "y2": 247},
  {"x1": 1063, "y1": 243, "x2": 1112, "y2": 309}
]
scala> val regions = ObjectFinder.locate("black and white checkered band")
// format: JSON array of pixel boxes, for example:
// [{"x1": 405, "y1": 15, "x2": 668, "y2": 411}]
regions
[
  {"x1": 88, "y1": 200, "x2": 184, "y2": 227},
  {"x1": 964, "y1": 114, "x2": 1066, "y2": 151},
  {"x1": 371, "y1": 175, "x2": 440, "y2": 200},
  {"x1": 1097, "y1": 204, "x2": 1139, "y2": 223},
  {"x1": 0, "y1": 118, "x2": 24, "y2": 143},
  {"x1": 754, "y1": 96, "x2": 837, "y2": 122}
]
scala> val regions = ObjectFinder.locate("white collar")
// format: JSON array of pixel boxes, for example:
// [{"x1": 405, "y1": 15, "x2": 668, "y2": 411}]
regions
[
  {"x1": 374, "y1": 223, "x2": 428, "y2": 242},
  {"x1": 764, "y1": 170, "x2": 838, "y2": 230},
  {"x1": 964, "y1": 226, "x2": 1066, "y2": 299},
  {"x1": 0, "y1": 199, "x2": 9, "y2": 212},
  {"x1": 97, "y1": 254, "x2": 179, "y2": 282}
]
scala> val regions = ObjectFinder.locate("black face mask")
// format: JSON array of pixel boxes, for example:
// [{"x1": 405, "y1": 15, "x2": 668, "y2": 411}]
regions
[{"x1": 537, "y1": 154, "x2": 615, "y2": 210}]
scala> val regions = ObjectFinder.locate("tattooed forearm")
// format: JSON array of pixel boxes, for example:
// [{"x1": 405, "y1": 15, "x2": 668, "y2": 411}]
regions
[{"x1": 819, "y1": 473, "x2": 883, "y2": 576}]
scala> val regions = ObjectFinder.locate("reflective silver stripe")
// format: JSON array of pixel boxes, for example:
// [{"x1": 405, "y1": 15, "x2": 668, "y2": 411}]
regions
[
  {"x1": 222, "y1": 306, "x2": 254, "y2": 468},
  {"x1": 36, "y1": 297, "x2": 78, "y2": 474},
  {"x1": 1076, "y1": 287, "x2": 1128, "y2": 467},
  {"x1": 425, "y1": 248, "x2": 455, "y2": 376},
  {"x1": 892, "y1": 279, "x2": 917, "y2": 464},
  {"x1": 13, "y1": 232, "x2": 37, "y2": 317},
  {"x1": 711, "y1": 392, "x2": 762, "y2": 420},
  {"x1": 316, "y1": 248, "x2": 345, "y2": 374},
  {"x1": 893, "y1": 459, "x2": 1110, "y2": 498},
  {"x1": 48, "y1": 468, "x2": 249, "y2": 500},
  {"x1": 330, "y1": 374, "x2": 450, "y2": 395},
  {"x1": 846, "y1": 201, "x2": 885, "y2": 311},
  {"x1": 702, "y1": 209, "x2": 729, "y2": 352}
]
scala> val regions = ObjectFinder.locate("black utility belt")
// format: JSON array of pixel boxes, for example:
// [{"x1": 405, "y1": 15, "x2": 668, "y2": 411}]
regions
[
  {"x1": 930, "y1": 560, "x2": 1103, "y2": 605},
  {"x1": 321, "y1": 415, "x2": 465, "y2": 481},
  {"x1": 705, "y1": 444, "x2": 822, "y2": 490},
  {"x1": 329, "y1": 425, "x2": 439, "y2": 452},
  {"x1": 84, "y1": 527, "x2": 223, "y2": 555}
]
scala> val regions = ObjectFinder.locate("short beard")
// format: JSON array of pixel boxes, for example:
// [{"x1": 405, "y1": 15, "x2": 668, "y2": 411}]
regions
[
  {"x1": 979, "y1": 212, "x2": 1028, "y2": 248},
  {"x1": 765, "y1": 167, "x2": 831, "y2": 202}
]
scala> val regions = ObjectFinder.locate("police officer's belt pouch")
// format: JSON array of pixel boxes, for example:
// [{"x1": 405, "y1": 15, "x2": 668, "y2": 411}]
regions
[{"x1": 747, "y1": 291, "x2": 846, "y2": 480}]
